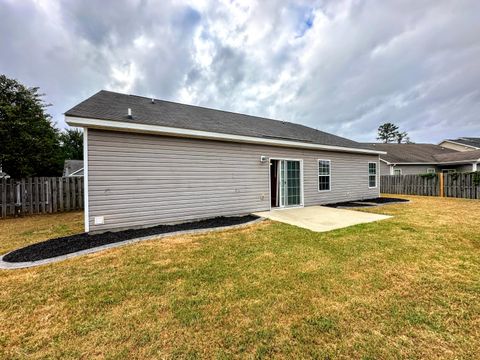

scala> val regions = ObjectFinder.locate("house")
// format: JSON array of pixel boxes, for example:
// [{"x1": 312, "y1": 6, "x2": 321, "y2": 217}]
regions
[
  {"x1": 0, "y1": 164, "x2": 9, "y2": 179},
  {"x1": 369, "y1": 143, "x2": 480, "y2": 175},
  {"x1": 439, "y1": 137, "x2": 480, "y2": 152},
  {"x1": 63, "y1": 160, "x2": 84, "y2": 177},
  {"x1": 66, "y1": 90, "x2": 384, "y2": 233}
]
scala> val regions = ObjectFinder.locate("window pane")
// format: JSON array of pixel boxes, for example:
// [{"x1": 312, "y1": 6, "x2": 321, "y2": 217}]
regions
[
  {"x1": 318, "y1": 160, "x2": 330, "y2": 175},
  {"x1": 319, "y1": 175, "x2": 330, "y2": 191},
  {"x1": 369, "y1": 175, "x2": 376, "y2": 187},
  {"x1": 318, "y1": 160, "x2": 331, "y2": 191},
  {"x1": 369, "y1": 163, "x2": 377, "y2": 175}
]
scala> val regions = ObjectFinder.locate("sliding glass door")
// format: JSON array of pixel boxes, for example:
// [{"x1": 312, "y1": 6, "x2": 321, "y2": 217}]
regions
[{"x1": 277, "y1": 160, "x2": 302, "y2": 207}]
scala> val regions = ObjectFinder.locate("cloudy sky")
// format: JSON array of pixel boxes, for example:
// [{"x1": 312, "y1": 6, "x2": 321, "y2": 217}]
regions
[{"x1": 1, "y1": 0, "x2": 479, "y2": 143}]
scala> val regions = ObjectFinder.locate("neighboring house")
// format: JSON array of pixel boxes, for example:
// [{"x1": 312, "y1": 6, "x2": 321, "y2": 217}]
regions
[
  {"x1": 439, "y1": 137, "x2": 480, "y2": 152},
  {"x1": 368, "y1": 143, "x2": 480, "y2": 175},
  {"x1": 66, "y1": 90, "x2": 384, "y2": 233},
  {"x1": 63, "y1": 160, "x2": 84, "y2": 177},
  {"x1": 0, "y1": 164, "x2": 9, "y2": 179}
]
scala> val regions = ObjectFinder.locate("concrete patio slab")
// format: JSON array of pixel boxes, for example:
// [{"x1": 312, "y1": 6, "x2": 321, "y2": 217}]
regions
[{"x1": 254, "y1": 206, "x2": 391, "y2": 232}]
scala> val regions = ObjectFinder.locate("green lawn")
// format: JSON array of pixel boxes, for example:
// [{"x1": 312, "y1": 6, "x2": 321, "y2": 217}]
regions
[{"x1": 0, "y1": 195, "x2": 479, "y2": 359}]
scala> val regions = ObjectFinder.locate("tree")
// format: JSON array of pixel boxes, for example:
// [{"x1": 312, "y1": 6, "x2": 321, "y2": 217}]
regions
[
  {"x1": 0, "y1": 74, "x2": 63, "y2": 178},
  {"x1": 60, "y1": 129, "x2": 83, "y2": 160},
  {"x1": 377, "y1": 123, "x2": 399, "y2": 143},
  {"x1": 396, "y1": 131, "x2": 410, "y2": 144}
]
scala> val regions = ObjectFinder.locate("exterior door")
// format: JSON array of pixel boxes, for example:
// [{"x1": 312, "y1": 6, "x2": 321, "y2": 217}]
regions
[{"x1": 278, "y1": 160, "x2": 302, "y2": 207}]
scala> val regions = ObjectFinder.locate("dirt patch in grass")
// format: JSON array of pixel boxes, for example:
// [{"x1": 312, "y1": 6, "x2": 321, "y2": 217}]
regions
[{"x1": 2, "y1": 215, "x2": 259, "y2": 263}]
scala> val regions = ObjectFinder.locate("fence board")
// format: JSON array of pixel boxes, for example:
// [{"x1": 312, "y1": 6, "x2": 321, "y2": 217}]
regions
[
  {"x1": 21, "y1": 179, "x2": 26, "y2": 215},
  {"x1": 52, "y1": 178, "x2": 58, "y2": 213},
  {"x1": 1, "y1": 179, "x2": 5, "y2": 218},
  {"x1": 9, "y1": 179, "x2": 14, "y2": 216},
  {"x1": 1, "y1": 176, "x2": 84, "y2": 218},
  {"x1": 65, "y1": 177, "x2": 71, "y2": 211},
  {"x1": 381, "y1": 173, "x2": 480, "y2": 199}
]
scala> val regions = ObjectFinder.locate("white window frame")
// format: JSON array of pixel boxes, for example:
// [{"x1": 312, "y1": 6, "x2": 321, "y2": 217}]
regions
[
  {"x1": 318, "y1": 159, "x2": 331, "y2": 192},
  {"x1": 368, "y1": 162, "x2": 378, "y2": 188},
  {"x1": 268, "y1": 157, "x2": 304, "y2": 210},
  {"x1": 427, "y1": 168, "x2": 436, "y2": 174},
  {"x1": 393, "y1": 168, "x2": 402, "y2": 175}
]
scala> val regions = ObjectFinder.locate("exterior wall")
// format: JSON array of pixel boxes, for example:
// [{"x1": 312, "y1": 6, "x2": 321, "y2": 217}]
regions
[
  {"x1": 439, "y1": 141, "x2": 477, "y2": 152},
  {"x1": 439, "y1": 164, "x2": 474, "y2": 173},
  {"x1": 87, "y1": 129, "x2": 380, "y2": 232},
  {"x1": 379, "y1": 162, "x2": 475, "y2": 176},
  {"x1": 391, "y1": 165, "x2": 437, "y2": 175},
  {"x1": 380, "y1": 161, "x2": 391, "y2": 175}
]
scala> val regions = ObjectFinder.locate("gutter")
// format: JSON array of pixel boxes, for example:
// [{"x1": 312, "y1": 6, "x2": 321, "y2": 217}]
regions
[
  {"x1": 65, "y1": 115, "x2": 386, "y2": 156},
  {"x1": 382, "y1": 159, "x2": 480, "y2": 166}
]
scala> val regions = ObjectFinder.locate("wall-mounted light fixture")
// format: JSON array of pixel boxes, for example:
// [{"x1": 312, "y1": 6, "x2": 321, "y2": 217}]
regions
[{"x1": 260, "y1": 155, "x2": 268, "y2": 163}]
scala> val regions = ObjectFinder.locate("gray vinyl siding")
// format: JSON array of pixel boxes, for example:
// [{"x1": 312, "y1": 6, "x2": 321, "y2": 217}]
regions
[
  {"x1": 440, "y1": 164, "x2": 475, "y2": 172},
  {"x1": 380, "y1": 161, "x2": 391, "y2": 175},
  {"x1": 391, "y1": 165, "x2": 437, "y2": 175},
  {"x1": 87, "y1": 129, "x2": 380, "y2": 232}
]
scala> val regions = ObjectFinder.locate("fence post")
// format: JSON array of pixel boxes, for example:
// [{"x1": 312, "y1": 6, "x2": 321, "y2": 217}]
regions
[{"x1": 439, "y1": 173, "x2": 444, "y2": 197}]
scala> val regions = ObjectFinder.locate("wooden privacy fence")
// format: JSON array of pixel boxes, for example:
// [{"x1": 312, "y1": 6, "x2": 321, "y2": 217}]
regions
[
  {"x1": 381, "y1": 173, "x2": 480, "y2": 199},
  {"x1": 1, "y1": 177, "x2": 84, "y2": 218}
]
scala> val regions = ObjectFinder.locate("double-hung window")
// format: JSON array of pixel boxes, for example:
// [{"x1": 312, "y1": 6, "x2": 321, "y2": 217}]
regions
[
  {"x1": 393, "y1": 169, "x2": 402, "y2": 175},
  {"x1": 368, "y1": 162, "x2": 377, "y2": 188},
  {"x1": 318, "y1": 160, "x2": 331, "y2": 191}
]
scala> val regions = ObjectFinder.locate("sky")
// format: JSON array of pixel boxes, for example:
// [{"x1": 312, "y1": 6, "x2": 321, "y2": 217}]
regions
[{"x1": 1, "y1": 0, "x2": 479, "y2": 143}]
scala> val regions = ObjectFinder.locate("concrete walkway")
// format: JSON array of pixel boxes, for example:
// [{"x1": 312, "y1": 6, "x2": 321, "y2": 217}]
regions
[{"x1": 254, "y1": 206, "x2": 391, "y2": 232}]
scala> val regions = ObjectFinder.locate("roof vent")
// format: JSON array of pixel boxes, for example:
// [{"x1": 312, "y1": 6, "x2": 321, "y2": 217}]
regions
[
  {"x1": 151, "y1": 98, "x2": 155, "y2": 104},
  {"x1": 127, "y1": 108, "x2": 132, "y2": 119}
]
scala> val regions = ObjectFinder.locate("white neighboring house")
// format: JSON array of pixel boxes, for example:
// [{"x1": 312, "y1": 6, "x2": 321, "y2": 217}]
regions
[{"x1": 63, "y1": 160, "x2": 84, "y2": 177}]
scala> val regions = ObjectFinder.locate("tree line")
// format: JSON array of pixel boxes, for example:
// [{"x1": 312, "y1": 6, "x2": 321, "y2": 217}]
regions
[{"x1": 0, "y1": 74, "x2": 83, "y2": 179}]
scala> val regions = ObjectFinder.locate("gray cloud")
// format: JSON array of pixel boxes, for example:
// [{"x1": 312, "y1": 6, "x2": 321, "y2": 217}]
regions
[{"x1": 1, "y1": 0, "x2": 479, "y2": 142}]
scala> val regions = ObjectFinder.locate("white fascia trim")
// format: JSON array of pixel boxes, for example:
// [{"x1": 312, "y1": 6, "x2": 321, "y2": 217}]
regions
[
  {"x1": 65, "y1": 116, "x2": 386, "y2": 156},
  {"x1": 438, "y1": 140, "x2": 480, "y2": 149},
  {"x1": 83, "y1": 129, "x2": 89, "y2": 233},
  {"x1": 69, "y1": 168, "x2": 84, "y2": 177},
  {"x1": 387, "y1": 160, "x2": 480, "y2": 165}
]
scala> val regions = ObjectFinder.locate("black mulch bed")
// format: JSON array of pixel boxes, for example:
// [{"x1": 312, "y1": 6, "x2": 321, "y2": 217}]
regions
[
  {"x1": 325, "y1": 197, "x2": 409, "y2": 208},
  {"x1": 324, "y1": 202, "x2": 376, "y2": 208},
  {"x1": 362, "y1": 197, "x2": 409, "y2": 204},
  {"x1": 3, "y1": 215, "x2": 259, "y2": 263}
]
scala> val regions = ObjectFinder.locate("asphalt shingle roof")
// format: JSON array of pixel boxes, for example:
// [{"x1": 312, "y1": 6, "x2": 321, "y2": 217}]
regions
[
  {"x1": 65, "y1": 90, "x2": 375, "y2": 151},
  {"x1": 445, "y1": 137, "x2": 480, "y2": 149},
  {"x1": 434, "y1": 149, "x2": 480, "y2": 162},
  {"x1": 367, "y1": 143, "x2": 480, "y2": 164},
  {"x1": 367, "y1": 143, "x2": 455, "y2": 163}
]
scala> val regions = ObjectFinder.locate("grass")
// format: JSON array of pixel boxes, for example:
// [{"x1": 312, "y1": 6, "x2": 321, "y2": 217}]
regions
[{"x1": 0, "y1": 195, "x2": 479, "y2": 359}]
